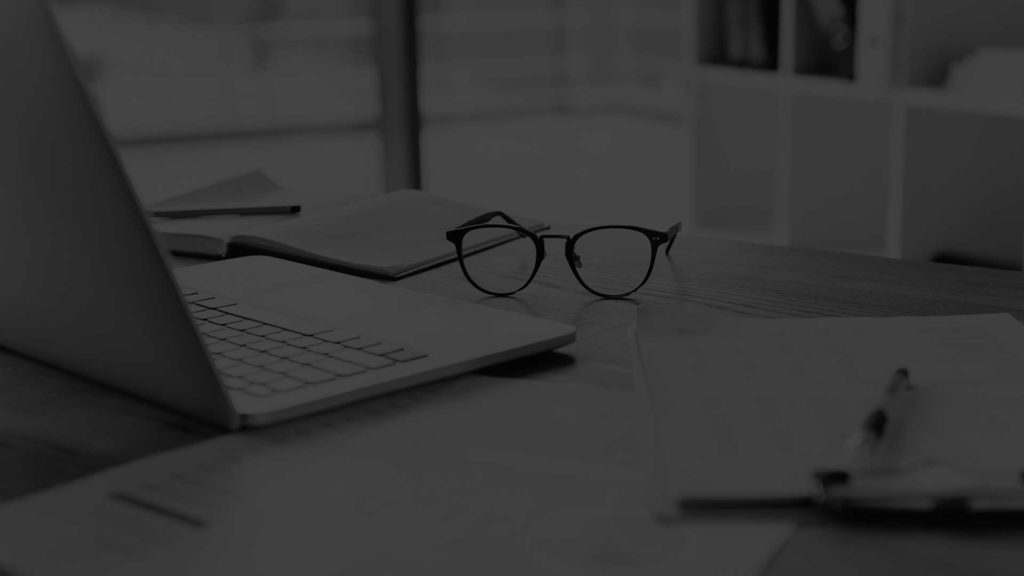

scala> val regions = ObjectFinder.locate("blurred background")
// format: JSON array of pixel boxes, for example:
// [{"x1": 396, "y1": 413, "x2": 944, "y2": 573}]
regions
[
  {"x1": 52, "y1": 0, "x2": 690, "y2": 227},
  {"x1": 51, "y1": 0, "x2": 1024, "y2": 268}
]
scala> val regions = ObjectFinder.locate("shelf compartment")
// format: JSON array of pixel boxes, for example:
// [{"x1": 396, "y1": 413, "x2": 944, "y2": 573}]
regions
[
  {"x1": 697, "y1": 0, "x2": 781, "y2": 71},
  {"x1": 793, "y1": 0, "x2": 857, "y2": 80},
  {"x1": 901, "y1": 105, "x2": 1024, "y2": 269}
]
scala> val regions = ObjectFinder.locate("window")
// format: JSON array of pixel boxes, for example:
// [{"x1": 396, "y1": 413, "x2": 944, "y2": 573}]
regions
[
  {"x1": 419, "y1": 0, "x2": 690, "y2": 226},
  {"x1": 53, "y1": 0, "x2": 383, "y2": 204},
  {"x1": 52, "y1": 0, "x2": 690, "y2": 227}
]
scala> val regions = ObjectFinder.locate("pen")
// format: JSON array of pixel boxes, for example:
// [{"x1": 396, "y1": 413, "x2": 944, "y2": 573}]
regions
[
  {"x1": 816, "y1": 367, "x2": 916, "y2": 486},
  {"x1": 849, "y1": 368, "x2": 915, "y2": 455},
  {"x1": 149, "y1": 204, "x2": 301, "y2": 218}
]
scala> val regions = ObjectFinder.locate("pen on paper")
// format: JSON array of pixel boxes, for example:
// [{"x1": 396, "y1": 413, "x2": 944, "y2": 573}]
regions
[{"x1": 841, "y1": 367, "x2": 916, "y2": 469}]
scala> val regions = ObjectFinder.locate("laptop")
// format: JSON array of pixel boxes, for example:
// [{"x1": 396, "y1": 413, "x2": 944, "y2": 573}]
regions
[{"x1": 0, "y1": 0, "x2": 575, "y2": 429}]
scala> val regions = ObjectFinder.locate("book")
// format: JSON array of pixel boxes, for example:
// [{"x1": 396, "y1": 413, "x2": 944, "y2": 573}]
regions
[{"x1": 152, "y1": 189, "x2": 547, "y2": 280}]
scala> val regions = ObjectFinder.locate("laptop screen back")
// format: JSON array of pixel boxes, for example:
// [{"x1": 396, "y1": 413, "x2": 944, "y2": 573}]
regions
[{"x1": 0, "y1": 1, "x2": 237, "y2": 428}]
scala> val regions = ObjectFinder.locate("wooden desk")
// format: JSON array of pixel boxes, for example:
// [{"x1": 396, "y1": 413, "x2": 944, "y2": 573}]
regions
[{"x1": 4, "y1": 237, "x2": 1024, "y2": 572}]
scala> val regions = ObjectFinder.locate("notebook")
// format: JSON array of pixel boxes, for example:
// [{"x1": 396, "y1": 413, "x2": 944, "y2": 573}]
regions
[
  {"x1": 153, "y1": 189, "x2": 546, "y2": 279},
  {"x1": 148, "y1": 171, "x2": 301, "y2": 217}
]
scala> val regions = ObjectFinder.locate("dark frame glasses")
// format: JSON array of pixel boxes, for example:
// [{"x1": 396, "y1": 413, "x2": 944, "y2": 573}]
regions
[{"x1": 445, "y1": 211, "x2": 681, "y2": 298}]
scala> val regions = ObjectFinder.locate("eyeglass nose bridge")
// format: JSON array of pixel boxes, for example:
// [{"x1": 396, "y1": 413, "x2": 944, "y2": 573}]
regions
[
  {"x1": 536, "y1": 234, "x2": 583, "y2": 268},
  {"x1": 535, "y1": 233, "x2": 572, "y2": 262}
]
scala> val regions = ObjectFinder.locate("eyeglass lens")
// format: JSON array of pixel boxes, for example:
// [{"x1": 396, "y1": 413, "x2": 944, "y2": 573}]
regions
[
  {"x1": 570, "y1": 228, "x2": 654, "y2": 296},
  {"x1": 459, "y1": 226, "x2": 538, "y2": 295}
]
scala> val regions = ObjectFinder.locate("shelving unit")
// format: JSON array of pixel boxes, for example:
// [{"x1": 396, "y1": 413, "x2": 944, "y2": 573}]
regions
[{"x1": 684, "y1": 0, "x2": 1024, "y2": 268}]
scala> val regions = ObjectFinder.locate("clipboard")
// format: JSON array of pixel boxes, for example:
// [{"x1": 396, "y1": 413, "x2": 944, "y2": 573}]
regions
[
  {"x1": 813, "y1": 461, "x2": 1024, "y2": 523},
  {"x1": 633, "y1": 311, "x2": 1024, "y2": 526}
]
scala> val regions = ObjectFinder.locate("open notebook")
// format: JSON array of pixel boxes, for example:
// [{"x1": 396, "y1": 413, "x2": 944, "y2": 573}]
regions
[{"x1": 153, "y1": 189, "x2": 546, "y2": 279}]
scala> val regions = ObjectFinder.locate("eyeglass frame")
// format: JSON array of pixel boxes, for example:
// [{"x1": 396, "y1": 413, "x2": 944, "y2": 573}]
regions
[{"x1": 445, "y1": 211, "x2": 681, "y2": 298}]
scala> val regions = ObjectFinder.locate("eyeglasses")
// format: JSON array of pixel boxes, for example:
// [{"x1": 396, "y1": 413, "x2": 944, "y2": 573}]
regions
[{"x1": 445, "y1": 211, "x2": 681, "y2": 298}]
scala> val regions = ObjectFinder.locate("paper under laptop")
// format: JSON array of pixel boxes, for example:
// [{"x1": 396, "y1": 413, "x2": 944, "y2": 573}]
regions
[
  {"x1": 0, "y1": 375, "x2": 793, "y2": 575},
  {"x1": 633, "y1": 310, "x2": 1024, "y2": 505}
]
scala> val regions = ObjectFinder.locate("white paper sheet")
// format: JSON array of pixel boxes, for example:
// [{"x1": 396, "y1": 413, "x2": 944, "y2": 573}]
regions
[
  {"x1": 635, "y1": 312, "x2": 1024, "y2": 502},
  {"x1": 0, "y1": 376, "x2": 793, "y2": 575}
]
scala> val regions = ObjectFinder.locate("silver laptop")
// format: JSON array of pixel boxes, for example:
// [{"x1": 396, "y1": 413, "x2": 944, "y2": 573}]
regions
[{"x1": 0, "y1": 0, "x2": 575, "y2": 429}]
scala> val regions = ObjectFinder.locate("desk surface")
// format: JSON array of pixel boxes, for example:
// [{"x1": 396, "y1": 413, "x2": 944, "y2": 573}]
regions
[
  {"x1": 6, "y1": 234, "x2": 1024, "y2": 569},
  {"x1": 4, "y1": 237, "x2": 1024, "y2": 572}
]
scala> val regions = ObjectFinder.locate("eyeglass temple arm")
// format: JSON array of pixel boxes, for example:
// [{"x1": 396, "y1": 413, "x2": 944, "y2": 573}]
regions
[
  {"x1": 664, "y1": 222, "x2": 682, "y2": 255},
  {"x1": 453, "y1": 211, "x2": 525, "y2": 229}
]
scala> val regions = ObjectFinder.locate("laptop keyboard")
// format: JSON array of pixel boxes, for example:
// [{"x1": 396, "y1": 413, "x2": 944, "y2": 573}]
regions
[{"x1": 183, "y1": 290, "x2": 428, "y2": 398}]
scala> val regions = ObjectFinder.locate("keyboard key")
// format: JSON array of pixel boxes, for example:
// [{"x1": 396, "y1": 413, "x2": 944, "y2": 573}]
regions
[
  {"x1": 193, "y1": 309, "x2": 222, "y2": 320},
  {"x1": 364, "y1": 342, "x2": 404, "y2": 356},
  {"x1": 185, "y1": 292, "x2": 214, "y2": 302},
  {"x1": 311, "y1": 359, "x2": 365, "y2": 377},
  {"x1": 268, "y1": 378, "x2": 304, "y2": 392},
  {"x1": 207, "y1": 341, "x2": 238, "y2": 354},
  {"x1": 195, "y1": 297, "x2": 236, "y2": 309},
  {"x1": 266, "y1": 359, "x2": 302, "y2": 374},
  {"x1": 209, "y1": 328, "x2": 242, "y2": 340},
  {"x1": 286, "y1": 367, "x2": 334, "y2": 384},
  {"x1": 224, "y1": 348, "x2": 259, "y2": 360},
  {"x1": 244, "y1": 371, "x2": 280, "y2": 385},
  {"x1": 243, "y1": 354, "x2": 277, "y2": 367},
  {"x1": 209, "y1": 315, "x2": 243, "y2": 326},
  {"x1": 222, "y1": 377, "x2": 249, "y2": 389},
  {"x1": 246, "y1": 325, "x2": 281, "y2": 337},
  {"x1": 292, "y1": 352, "x2": 328, "y2": 365},
  {"x1": 243, "y1": 385, "x2": 273, "y2": 397},
  {"x1": 228, "y1": 334, "x2": 263, "y2": 346},
  {"x1": 188, "y1": 303, "x2": 204, "y2": 313},
  {"x1": 329, "y1": 349, "x2": 394, "y2": 369},
  {"x1": 197, "y1": 323, "x2": 220, "y2": 334},
  {"x1": 388, "y1": 349, "x2": 428, "y2": 362},
  {"x1": 342, "y1": 337, "x2": 380, "y2": 350},
  {"x1": 213, "y1": 357, "x2": 239, "y2": 369},
  {"x1": 218, "y1": 303, "x2": 333, "y2": 336},
  {"x1": 202, "y1": 336, "x2": 219, "y2": 346},
  {"x1": 267, "y1": 331, "x2": 302, "y2": 342},
  {"x1": 319, "y1": 330, "x2": 359, "y2": 343},
  {"x1": 222, "y1": 364, "x2": 261, "y2": 378},
  {"x1": 268, "y1": 345, "x2": 303, "y2": 359},
  {"x1": 247, "y1": 340, "x2": 281, "y2": 352},
  {"x1": 226, "y1": 320, "x2": 261, "y2": 331},
  {"x1": 286, "y1": 336, "x2": 322, "y2": 348},
  {"x1": 307, "y1": 342, "x2": 343, "y2": 354}
]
